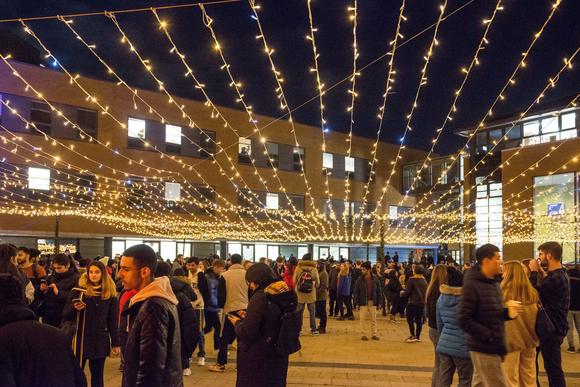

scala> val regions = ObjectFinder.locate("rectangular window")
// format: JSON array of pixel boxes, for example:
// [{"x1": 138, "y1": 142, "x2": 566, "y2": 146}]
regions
[
  {"x1": 266, "y1": 143, "x2": 279, "y2": 168},
  {"x1": 165, "y1": 124, "x2": 182, "y2": 145},
  {"x1": 293, "y1": 147, "x2": 304, "y2": 172},
  {"x1": 266, "y1": 192, "x2": 279, "y2": 210},
  {"x1": 199, "y1": 131, "x2": 215, "y2": 159},
  {"x1": 523, "y1": 121, "x2": 540, "y2": 137},
  {"x1": 561, "y1": 112, "x2": 576, "y2": 130},
  {"x1": 322, "y1": 152, "x2": 333, "y2": 174},
  {"x1": 76, "y1": 109, "x2": 98, "y2": 139},
  {"x1": 475, "y1": 182, "x2": 502, "y2": 250},
  {"x1": 475, "y1": 132, "x2": 488, "y2": 154},
  {"x1": 345, "y1": 156, "x2": 355, "y2": 173},
  {"x1": 541, "y1": 117, "x2": 559, "y2": 134},
  {"x1": 506, "y1": 125, "x2": 522, "y2": 140},
  {"x1": 28, "y1": 167, "x2": 50, "y2": 190},
  {"x1": 165, "y1": 182, "x2": 181, "y2": 201},
  {"x1": 128, "y1": 118, "x2": 146, "y2": 139},
  {"x1": 238, "y1": 138, "x2": 252, "y2": 164},
  {"x1": 489, "y1": 128, "x2": 503, "y2": 142},
  {"x1": 30, "y1": 101, "x2": 51, "y2": 135}
]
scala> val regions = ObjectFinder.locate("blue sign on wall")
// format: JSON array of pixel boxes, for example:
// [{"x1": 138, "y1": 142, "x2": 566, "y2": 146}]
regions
[{"x1": 547, "y1": 203, "x2": 564, "y2": 216}]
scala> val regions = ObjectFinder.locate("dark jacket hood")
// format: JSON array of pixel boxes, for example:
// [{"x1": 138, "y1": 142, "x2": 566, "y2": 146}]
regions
[{"x1": 0, "y1": 304, "x2": 36, "y2": 326}]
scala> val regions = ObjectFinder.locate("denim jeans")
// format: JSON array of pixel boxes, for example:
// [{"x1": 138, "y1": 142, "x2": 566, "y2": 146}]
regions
[
  {"x1": 298, "y1": 302, "x2": 317, "y2": 332},
  {"x1": 567, "y1": 310, "x2": 580, "y2": 348}
]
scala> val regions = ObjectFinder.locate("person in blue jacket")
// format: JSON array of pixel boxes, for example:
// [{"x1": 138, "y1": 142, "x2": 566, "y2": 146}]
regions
[{"x1": 436, "y1": 266, "x2": 473, "y2": 387}]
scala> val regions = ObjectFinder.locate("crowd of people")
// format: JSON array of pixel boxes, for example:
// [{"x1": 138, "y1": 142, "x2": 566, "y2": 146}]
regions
[{"x1": 0, "y1": 240, "x2": 578, "y2": 387}]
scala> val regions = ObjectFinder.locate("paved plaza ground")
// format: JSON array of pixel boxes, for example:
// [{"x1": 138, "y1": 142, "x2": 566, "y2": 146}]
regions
[{"x1": 102, "y1": 312, "x2": 580, "y2": 386}]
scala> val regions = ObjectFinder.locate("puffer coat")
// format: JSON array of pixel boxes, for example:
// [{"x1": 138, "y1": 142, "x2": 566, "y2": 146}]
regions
[{"x1": 436, "y1": 284, "x2": 469, "y2": 358}]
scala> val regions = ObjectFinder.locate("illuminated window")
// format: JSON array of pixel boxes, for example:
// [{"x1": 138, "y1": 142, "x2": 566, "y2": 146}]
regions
[
  {"x1": 345, "y1": 156, "x2": 355, "y2": 172},
  {"x1": 238, "y1": 138, "x2": 252, "y2": 163},
  {"x1": 323, "y1": 152, "x2": 333, "y2": 169},
  {"x1": 165, "y1": 182, "x2": 181, "y2": 201},
  {"x1": 165, "y1": 124, "x2": 181, "y2": 144},
  {"x1": 266, "y1": 193, "x2": 279, "y2": 210},
  {"x1": 128, "y1": 118, "x2": 146, "y2": 139},
  {"x1": 561, "y1": 112, "x2": 576, "y2": 130},
  {"x1": 28, "y1": 167, "x2": 50, "y2": 190}
]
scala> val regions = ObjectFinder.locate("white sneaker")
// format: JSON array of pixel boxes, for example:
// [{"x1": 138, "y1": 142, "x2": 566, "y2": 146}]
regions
[
  {"x1": 183, "y1": 368, "x2": 192, "y2": 376},
  {"x1": 197, "y1": 357, "x2": 205, "y2": 366}
]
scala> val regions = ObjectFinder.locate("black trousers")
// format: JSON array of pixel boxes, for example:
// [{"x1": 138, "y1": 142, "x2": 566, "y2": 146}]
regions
[
  {"x1": 315, "y1": 300, "x2": 327, "y2": 329},
  {"x1": 217, "y1": 316, "x2": 237, "y2": 366},
  {"x1": 537, "y1": 335, "x2": 566, "y2": 387},
  {"x1": 406, "y1": 304, "x2": 424, "y2": 339},
  {"x1": 329, "y1": 289, "x2": 337, "y2": 316},
  {"x1": 204, "y1": 310, "x2": 222, "y2": 351},
  {"x1": 82, "y1": 358, "x2": 106, "y2": 387},
  {"x1": 337, "y1": 294, "x2": 353, "y2": 318}
]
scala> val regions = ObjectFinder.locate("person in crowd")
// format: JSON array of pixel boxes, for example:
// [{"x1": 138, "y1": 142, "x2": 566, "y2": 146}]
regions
[
  {"x1": 186, "y1": 256, "x2": 209, "y2": 366},
  {"x1": 228, "y1": 263, "x2": 297, "y2": 387},
  {"x1": 398, "y1": 265, "x2": 413, "y2": 319},
  {"x1": 42, "y1": 253, "x2": 80, "y2": 327},
  {"x1": 315, "y1": 260, "x2": 328, "y2": 334},
  {"x1": 328, "y1": 261, "x2": 340, "y2": 317},
  {"x1": 118, "y1": 244, "x2": 182, "y2": 387},
  {"x1": 351, "y1": 260, "x2": 362, "y2": 309},
  {"x1": 0, "y1": 244, "x2": 34, "y2": 304},
  {"x1": 282, "y1": 255, "x2": 298, "y2": 289},
  {"x1": 16, "y1": 246, "x2": 46, "y2": 313},
  {"x1": 385, "y1": 267, "x2": 402, "y2": 323},
  {"x1": 353, "y1": 261, "x2": 381, "y2": 341},
  {"x1": 336, "y1": 261, "x2": 354, "y2": 320},
  {"x1": 500, "y1": 261, "x2": 539, "y2": 387},
  {"x1": 385, "y1": 251, "x2": 391, "y2": 262},
  {"x1": 426, "y1": 264, "x2": 448, "y2": 386},
  {"x1": 436, "y1": 267, "x2": 472, "y2": 386},
  {"x1": 393, "y1": 251, "x2": 399, "y2": 263},
  {"x1": 62, "y1": 261, "x2": 119, "y2": 387},
  {"x1": 458, "y1": 244, "x2": 522, "y2": 387},
  {"x1": 203, "y1": 259, "x2": 225, "y2": 351},
  {"x1": 243, "y1": 260, "x2": 253, "y2": 270},
  {"x1": 373, "y1": 263, "x2": 387, "y2": 316},
  {"x1": 0, "y1": 273, "x2": 87, "y2": 387},
  {"x1": 274, "y1": 256, "x2": 286, "y2": 279},
  {"x1": 172, "y1": 254, "x2": 185, "y2": 274},
  {"x1": 210, "y1": 253, "x2": 248, "y2": 372},
  {"x1": 117, "y1": 284, "x2": 138, "y2": 373},
  {"x1": 155, "y1": 262, "x2": 199, "y2": 377},
  {"x1": 293, "y1": 253, "x2": 320, "y2": 335},
  {"x1": 529, "y1": 241, "x2": 570, "y2": 386},
  {"x1": 402, "y1": 264, "x2": 428, "y2": 342},
  {"x1": 567, "y1": 265, "x2": 580, "y2": 353}
]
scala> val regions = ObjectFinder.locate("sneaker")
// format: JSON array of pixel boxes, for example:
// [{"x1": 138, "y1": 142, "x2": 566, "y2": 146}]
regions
[
  {"x1": 413, "y1": 337, "x2": 421, "y2": 342},
  {"x1": 311, "y1": 330, "x2": 319, "y2": 336},
  {"x1": 208, "y1": 364, "x2": 225, "y2": 373},
  {"x1": 361, "y1": 336, "x2": 369, "y2": 341},
  {"x1": 405, "y1": 336, "x2": 416, "y2": 343},
  {"x1": 183, "y1": 368, "x2": 192, "y2": 376},
  {"x1": 337, "y1": 316, "x2": 345, "y2": 321},
  {"x1": 347, "y1": 316, "x2": 355, "y2": 321},
  {"x1": 567, "y1": 346, "x2": 576, "y2": 353},
  {"x1": 372, "y1": 336, "x2": 380, "y2": 341},
  {"x1": 197, "y1": 357, "x2": 205, "y2": 366},
  {"x1": 318, "y1": 328, "x2": 326, "y2": 334}
]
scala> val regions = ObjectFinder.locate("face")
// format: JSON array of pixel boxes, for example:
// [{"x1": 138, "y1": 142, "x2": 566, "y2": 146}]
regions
[
  {"x1": 213, "y1": 265, "x2": 225, "y2": 276},
  {"x1": 16, "y1": 250, "x2": 29, "y2": 265},
  {"x1": 118, "y1": 256, "x2": 148, "y2": 291},
  {"x1": 361, "y1": 267, "x2": 369, "y2": 275},
  {"x1": 483, "y1": 252, "x2": 502, "y2": 275},
  {"x1": 53, "y1": 263, "x2": 69, "y2": 274},
  {"x1": 186, "y1": 262, "x2": 199, "y2": 274},
  {"x1": 88, "y1": 265, "x2": 102, "y2": 285},
  {"x1": 538, "y1": 250, "x2": 548, "y2": 264},
  {"x1": 249, "y1": 281, "x2": 258, "y2": 291}
]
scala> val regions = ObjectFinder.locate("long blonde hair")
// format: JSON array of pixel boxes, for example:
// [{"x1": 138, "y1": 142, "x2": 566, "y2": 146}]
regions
[
  {"x1": 426, "y1": 264, "x2": 447, "y2": 302},
  {"x1": 79, "y1": 261, "x2": 117, "y2": 299},
  {"x1": 500, "y1": 261, "x2": 539, "y2": 305}
]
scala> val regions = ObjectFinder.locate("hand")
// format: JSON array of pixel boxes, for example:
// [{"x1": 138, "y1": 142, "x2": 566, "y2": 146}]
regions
[
  {"x1": 49, "y1": 283, "x2": 59, "y2": 295},
  {"x1": 528, "y1": 259, "x2": 539, "y2": 272},
  {"x1": 73, "y1": 301, "x2": 85, "y2": 311},
  {"x1": 111, "y1": 347, "x2": 120, "y2": 357},
  {"x1": 227, "y1": 314, "x2": 242, "y2": 325},
  {"x1": 40, "y1": 283, "x2": 48, "y2": 292},
  {"x1": 237, "y1": 310, "x2": 247, "y2": 319}
]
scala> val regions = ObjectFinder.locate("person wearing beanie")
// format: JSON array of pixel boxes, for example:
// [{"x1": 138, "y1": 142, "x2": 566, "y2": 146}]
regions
[
  {"x1": 227, "y1": 263, "x2": 297, "y2": 387},
  {"x1": 402, "y1": 264, "x2": 428, "y2": 342},
  {"x1": 118, "y1": 244, "x2": 182, "y2": 387},
  {"x1": 209, "y1": 253, "x2": 248, "y2": 373},
  {"x1": 0, "y1": 273, "x2": 87, "y2": 387}
]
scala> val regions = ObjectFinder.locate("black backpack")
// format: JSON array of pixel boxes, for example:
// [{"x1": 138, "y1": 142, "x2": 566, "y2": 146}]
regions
[
  {"x1": 265, "y1": 296, "x2": 301, "y2": 356},
  {"x1": 297, "y1": 270, "x2": 314, "y2": 293}
]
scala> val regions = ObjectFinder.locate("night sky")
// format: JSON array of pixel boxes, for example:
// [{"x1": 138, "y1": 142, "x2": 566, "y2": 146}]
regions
[{"x1": 1, "y1": 0, "x2": 579, "y2": 153}]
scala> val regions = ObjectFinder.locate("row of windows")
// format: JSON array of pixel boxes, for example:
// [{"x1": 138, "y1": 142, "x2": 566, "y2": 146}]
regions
[
  {"x1": 475, "y1": 111, "x2": 577, "y2": 154},
  {"x1": 237, "y1": 138, "x2": 304, "y2": 172},
  {"x1": 402, "y1": 157, "x2": 463, "y2": 192}
]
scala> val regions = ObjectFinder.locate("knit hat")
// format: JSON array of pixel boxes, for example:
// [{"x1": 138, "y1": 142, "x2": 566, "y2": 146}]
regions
[{"x1": 99, "y1": 256, "x2": 110, "y2": 266}]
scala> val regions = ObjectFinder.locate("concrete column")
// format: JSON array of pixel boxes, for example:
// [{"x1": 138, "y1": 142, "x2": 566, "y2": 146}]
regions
[
  {"x1": 219, "y1": 240, "x2": 227, "y2": 259},
  {"x1": 104, "y1": 237, "x2": 113, "y2": 258},
  {"x1": 307, "y1": 243, "x2": 314, "y2": 256}
]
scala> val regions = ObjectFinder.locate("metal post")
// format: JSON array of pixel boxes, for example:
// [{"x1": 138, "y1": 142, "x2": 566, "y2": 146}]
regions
[{"x1": 54, "y1": 214, "x2": 60, "y2": 254}]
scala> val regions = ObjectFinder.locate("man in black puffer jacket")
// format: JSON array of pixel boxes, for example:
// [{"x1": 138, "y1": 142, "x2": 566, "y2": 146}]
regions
[
  {"x1": 458, "y1": 244, "x2": 521, "y2": 387},
  {"x1": 118, "y1": 245, "x2": 182, "y2": 387}
]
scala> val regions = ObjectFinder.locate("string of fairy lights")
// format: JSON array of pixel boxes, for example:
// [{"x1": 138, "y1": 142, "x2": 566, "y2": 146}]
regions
[{"x1": 0, "y1": 0, "x2": 578, "y2": 247}]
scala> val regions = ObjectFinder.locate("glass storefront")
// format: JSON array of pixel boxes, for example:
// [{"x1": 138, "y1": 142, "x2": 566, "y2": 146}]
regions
[
  {"x1": 533, "y1": 173, "x2": 577, "y2": 264},
  {"x1": 475, "y1": 182, "x2": 503, "y2": 250}
]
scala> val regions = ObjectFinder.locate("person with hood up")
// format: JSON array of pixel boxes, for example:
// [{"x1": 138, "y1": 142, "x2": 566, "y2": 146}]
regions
[
  {"x1": 227, "y1": 263, "x2": 297, "y2": 387},
  {"x1": 62, "y1": 260, "x2": 119, "y2": 387},
  {"x1": 41, "y1": 253, "x2": 81, "y2": 327},
  {"x1": 118, "y1": 244, "x2": 182, "y2": 387},
  {"x1": 155, "y1": 262, "x2": 199, "y2": 377},
  {"x1": 292, "y1": 253, "x2": 320, "y2": 335},
  {"x1": 436, "y1": 266, "x2": 472, "y2": 387}
]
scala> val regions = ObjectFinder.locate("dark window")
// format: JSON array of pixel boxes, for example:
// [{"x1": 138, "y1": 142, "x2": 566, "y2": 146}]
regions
[
  {"x1": 126, "y1": 177, "x2": 147, "y2": 209},
  {"x1": 194, "y1": 186, "x2": 215, "y2": 215},
  {"x1": 267, "y1": 143, "x2": 279, "y2": 168},
  {"x1": 30, "y1": 101, "x2": 51, "y2": 135},
  {"x1": 76, "y1": 109, "x2": 98, "y2": 139},
  {"x1": 475, "y1": 132, "x2": 488, "y2": 155},
  {"x1": 293, "y1": 147, "x2": 304, "y2": 172},
  {"x1": 403, "y1": 166, "x2": 415, "y2": 192},
  {"x1": 199, "y1": 131, "x2": 215, "y2": 159},
  {"x1": 65, "y1": 174, "x2": 96, "y2": 205}
]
